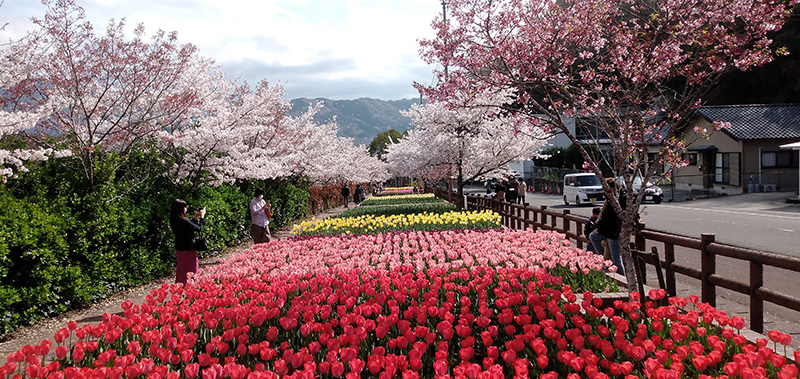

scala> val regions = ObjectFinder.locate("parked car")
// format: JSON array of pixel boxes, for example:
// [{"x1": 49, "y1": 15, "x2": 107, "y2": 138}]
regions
[
  {"x1": 563, "y1": 173, "x2": 605, "y2": 206},
  {"x1": 617, "y1": 176, "x2": 664, "y2": 204}
]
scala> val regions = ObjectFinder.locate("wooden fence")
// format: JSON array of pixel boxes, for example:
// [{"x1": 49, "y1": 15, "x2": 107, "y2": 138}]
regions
[{"x1": 439, "y1": 188, "x2": 800, "y2": 334}]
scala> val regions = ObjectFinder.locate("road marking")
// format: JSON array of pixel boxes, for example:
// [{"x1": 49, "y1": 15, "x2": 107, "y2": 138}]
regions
[
  {"x1": 780, "y1": 228, "x2": 795, "y2": 233},
  {"x1": 659, "y1": 204, "x2": 800, "y2": 221}
]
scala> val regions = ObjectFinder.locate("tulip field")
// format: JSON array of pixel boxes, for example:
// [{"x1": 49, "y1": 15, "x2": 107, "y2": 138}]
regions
[
  {"x1": 332, "y1": 203, "x2": 457, "y2": 219},
  {"x1": 3, "y1": 194, "x2": 799, "y2": 379},
  {"x1": 290, "y1": 210, "x2": 500, "y2": 237},
  {"x1": 359, "y1": 194, "x2": 445, "y2": 207},
  {"x1": 374, "y1": 188, "x2": 415, "y2": 196}
]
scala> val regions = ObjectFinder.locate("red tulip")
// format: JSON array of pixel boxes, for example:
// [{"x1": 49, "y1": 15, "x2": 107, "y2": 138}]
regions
[
  {"x1": 691, "y1": 356, "x2": 708, "y2": 371},
  {"x1": 331, "y1": 361, "x2": 345, "y2": 377},
  {"x1": 464, "y1": 363, "x2": 480, "y2": 379},
  {"x1": 778, "y1": 365, "x2": 799, "y2": 379},
  {"x1": 273, "y1": 360, "x2": 287, "y2": 376},
  {"x1": 54, "y1": 346, "x2": 68, "y2": 361},
  {"x1": 183, "y1": 363, "x2": 200, "y2": 379},
  {"x1": 368, "y1": 354, "x2": 384, "y2": 374},
  {"x1": 473, "y1": 330, "x2": 490, "y2": 348},
  {"x1": 319, "y1": 361, "x2": 330, "y2": 374},
  {"x1": 459, "y1": 347, "x2": 474, "y2": 361},
  {"x1": 433, "y1": 360, "x2": 448, "y2": 376},
  {"x1": 536, "y1": 354, "x2": 548, "y2": 369}
]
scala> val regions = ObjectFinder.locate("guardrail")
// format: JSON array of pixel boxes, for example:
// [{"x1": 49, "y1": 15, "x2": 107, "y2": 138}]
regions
[{"x1": 439, "y1": 188, "x2": 800, "y2": 334}]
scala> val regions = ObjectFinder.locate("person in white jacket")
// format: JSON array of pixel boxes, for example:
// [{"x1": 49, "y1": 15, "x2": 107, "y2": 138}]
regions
[{"x1": 250, "y1": 188, "x2": 273, "y2": 244}]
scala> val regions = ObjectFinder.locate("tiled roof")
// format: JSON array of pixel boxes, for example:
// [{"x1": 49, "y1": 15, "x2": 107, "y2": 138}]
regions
[{"x1": 697, "y1": 104, "x2": 800, "y2": 140}]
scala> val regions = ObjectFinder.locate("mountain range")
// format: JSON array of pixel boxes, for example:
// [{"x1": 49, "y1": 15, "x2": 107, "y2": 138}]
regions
[{"x1": 288, "y1": 98, "x2": 420, "y2": 146}]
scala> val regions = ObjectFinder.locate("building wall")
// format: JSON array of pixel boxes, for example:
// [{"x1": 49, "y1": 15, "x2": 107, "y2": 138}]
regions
[
  {"x1": 743, "y1": 139, "x2": 800, "y2": 192},
  {"x1": 674, "y1": 119, "x2": 799, "y2": 194},
  {"x1": 544, "y1": 115, "x2": 577, "y2": 148},
  {"x1": 673, "y1": 118, "x2": 743, "y2": 194}
]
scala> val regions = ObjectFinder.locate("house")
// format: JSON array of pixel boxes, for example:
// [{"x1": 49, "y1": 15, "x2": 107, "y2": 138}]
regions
[{"x1": 674, "y1": 104, "x2": 800, "y2": 195}]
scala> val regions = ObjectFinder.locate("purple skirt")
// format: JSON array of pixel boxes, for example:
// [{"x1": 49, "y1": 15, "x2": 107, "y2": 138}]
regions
[{"x1": 176, "y1": 250, "x2": 198, "y2": 284}]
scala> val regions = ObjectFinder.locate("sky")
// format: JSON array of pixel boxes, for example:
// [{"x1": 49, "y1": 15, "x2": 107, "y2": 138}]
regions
[{"x1": 0, "y1": 0, "x2": 445, "y2": 100}]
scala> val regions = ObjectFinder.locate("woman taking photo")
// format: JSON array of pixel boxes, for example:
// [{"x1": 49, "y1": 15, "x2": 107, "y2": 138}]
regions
[{"x1": 169, "y1": 199, "x2": 206, "y2": 284}]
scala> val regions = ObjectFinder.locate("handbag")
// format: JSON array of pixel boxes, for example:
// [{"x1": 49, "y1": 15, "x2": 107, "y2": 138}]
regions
[{"x1": 192, "y1": 235, "x2": 209, "y2": 251}]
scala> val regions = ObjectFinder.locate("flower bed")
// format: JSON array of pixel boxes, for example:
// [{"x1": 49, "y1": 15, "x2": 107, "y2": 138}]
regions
[
  {"x1": 374, "y1": 189, "x2": 415, "y2": 197},
  {"x1": 290, "y1": 210, "x2": 500, "y2": 237},
  {"x1": 211, "y1": 229, "x2": 616, "y2": 293},
  {"x1": 332, "y1": 203, "x2": 458, "y2": 219},
  {"x1": 4, "y1": 196, "x2": 800, "y2": 379},
  {"x1": 4, "y1": 247, "x2": 798, "y2": 379},
  {"x1": 360, "y1": 193, "x2": 445, "y2": 206}
]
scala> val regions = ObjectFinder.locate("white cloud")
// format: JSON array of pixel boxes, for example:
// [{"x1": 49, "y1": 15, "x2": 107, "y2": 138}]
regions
[{"x1": 0, "y1": 0, "x2": 443, "y2": 100}]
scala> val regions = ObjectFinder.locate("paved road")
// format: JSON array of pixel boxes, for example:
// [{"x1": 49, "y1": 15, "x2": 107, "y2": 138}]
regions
[{"x1": 502, "y1": 189, "x2": 800, "y2": 259}]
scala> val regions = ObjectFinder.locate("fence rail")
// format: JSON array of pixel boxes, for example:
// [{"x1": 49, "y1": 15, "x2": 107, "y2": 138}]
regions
[{"x1": 439, "y1": 188, "x2": 800, "y2": 334}]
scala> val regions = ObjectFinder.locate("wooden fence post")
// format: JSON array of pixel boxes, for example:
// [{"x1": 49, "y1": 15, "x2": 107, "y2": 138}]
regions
[
  {"x1": 523, "y1": 204, "x2": 530, "y2": 230},
  {"x1": 701, "y1": 233, "x2": 716, "y2": 307},
  {"x1": 562, "y1": 210, "x2": 570, "y2": 235},
  {"x1": 750, "y1": 261, "x2": 764, "y2": 333},
  {"x1": 538, "y1": 205, "x2": 547, "y2": 231},
  {"x1": 664, "y1": 242, "x2": 676, "y2": 297}
]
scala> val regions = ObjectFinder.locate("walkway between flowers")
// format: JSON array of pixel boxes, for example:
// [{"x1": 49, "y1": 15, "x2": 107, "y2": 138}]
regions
[{"x1": 0, "y1": 205, "x2": 351, "y2": 363}]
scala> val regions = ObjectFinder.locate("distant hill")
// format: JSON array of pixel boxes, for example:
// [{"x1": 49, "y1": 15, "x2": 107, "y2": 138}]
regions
[{"x1": 288, "y1": 98, "x2": 419, "y2": 146}]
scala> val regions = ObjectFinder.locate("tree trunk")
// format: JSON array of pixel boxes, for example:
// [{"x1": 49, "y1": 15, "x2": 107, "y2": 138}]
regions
[
  {"x1": 457, "y1": 175, "x2": 465, "y2": 210},
  {"x1": 618, "y1": 220, "x2": 639, "y2": 295}
]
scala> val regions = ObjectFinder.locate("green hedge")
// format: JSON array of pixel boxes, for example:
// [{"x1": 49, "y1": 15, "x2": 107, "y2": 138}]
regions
[
  {"x1": 359, "y1": 195, "x2": 446, "y2": 207},
  {"x1": 332, "y1": 203, "x2": 457, "y2": 219},
  {"x1": 0, "y1": 155, "x2": 312, "y2": 336}
]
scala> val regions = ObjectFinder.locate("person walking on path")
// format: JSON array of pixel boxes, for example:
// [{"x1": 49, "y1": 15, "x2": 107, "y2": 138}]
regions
[
  {"x1": 250, "y1": 188, "x2": 273, "y2": 244},
  {"x1": 589, "y1": 178, "x2": 626, "y2": 275},
  {"x1": 516, "y1": 178, "x2": 527, "y2": 204},
  {"x1": 341, "y1": 185, "x2": 351, "y2": 208},
  {"x1": 170, "y1": 199, "x2": 206, "y2": 284},
  {"x1": 354, "y1": 185, "x2": 363, "y2": 205},
  {"x1": 358, "y1": 184, "x2": 367, "y2": 203}
]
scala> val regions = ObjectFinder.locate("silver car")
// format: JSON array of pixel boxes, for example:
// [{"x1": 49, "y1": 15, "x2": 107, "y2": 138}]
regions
[{"x1": 618, "y1": 176, "x2": 664, "y2": 204}]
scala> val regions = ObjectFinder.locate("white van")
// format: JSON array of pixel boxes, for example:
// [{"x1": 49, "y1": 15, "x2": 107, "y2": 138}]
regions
[{"x1": 563, "y1": 173, "x2": 605, "y2": 206}]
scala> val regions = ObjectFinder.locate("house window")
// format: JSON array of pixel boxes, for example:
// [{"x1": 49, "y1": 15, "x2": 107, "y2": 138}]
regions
[
  {"x1": 714, "y1": 153, "x2": 731, "y2": 184},
  {"x1": 761, "y1": 151, "x2": 797, "y2": 168},
  {"x1": 683, "y1": 153, "x2": 698, "y2": 166},
  {"x1": 575, "y1": 117, "x2": 610, "y2": 140},
  {"x1": 646, "y1": 153, "x2": 664, "y2": 174}
]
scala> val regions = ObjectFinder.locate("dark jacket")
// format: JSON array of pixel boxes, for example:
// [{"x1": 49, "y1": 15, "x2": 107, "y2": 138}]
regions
[
  {"x1": 171, "y1": 217, "x2": 205, "y2": 251},
  {"x1": 596, "y1": 192, "x2": 626, "y2": 239},
  {"x1": 583, "y1": 217, "x2": 598, "y2": 239},
  {"x1": 494, "y1": 184, "x2": 506, "y2": 200},
  {"x1": 505, "y1": 185, "x2": 518, "y2": 202}
]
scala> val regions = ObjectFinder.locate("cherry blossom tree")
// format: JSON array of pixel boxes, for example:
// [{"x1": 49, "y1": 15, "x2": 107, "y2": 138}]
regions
[
  {"x1": 0, "y1": 9, "x2": 72, "y2": 180},
  {"x1": 159, "y1": 63, "x2": 292, "y2": 187},
  {"x1": 420, "y1": 0, "x2": 797, "y2": 289},
  {"x1": 285, "y1": 106, "x2": 390, "y2": 185},
  {"x1": 386, "y1": 90, "x2": 549, "y2": 207},
  {"x1": 162, "y1": 81, "x2": 389, "y2": 187},
  {"x1": 8, "y1": 0, "x2": 201, "y2": 188}
]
